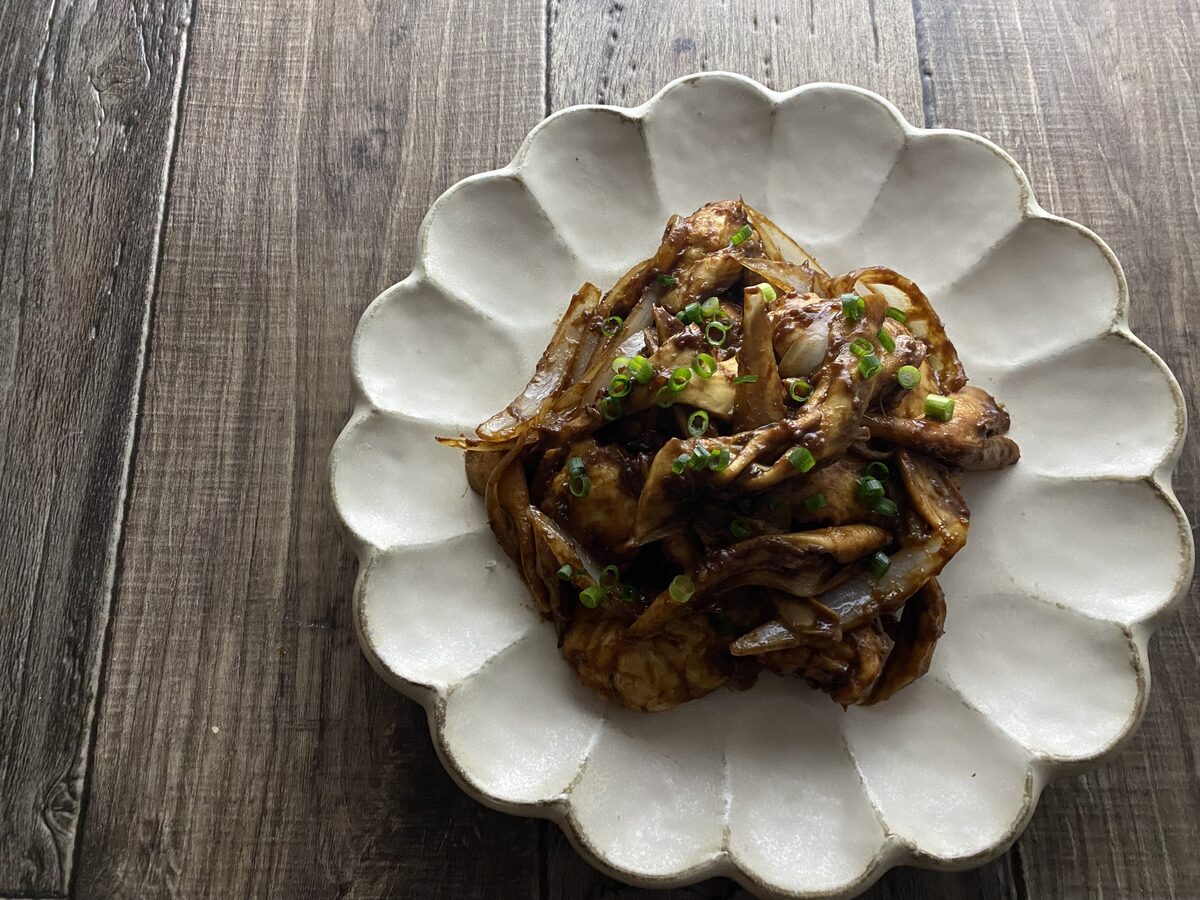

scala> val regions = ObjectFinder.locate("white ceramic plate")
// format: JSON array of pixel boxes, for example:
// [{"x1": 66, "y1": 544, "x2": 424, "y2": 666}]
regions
[{"x1": 330, "y1": 74, "x2": 1193, "y2": 898}]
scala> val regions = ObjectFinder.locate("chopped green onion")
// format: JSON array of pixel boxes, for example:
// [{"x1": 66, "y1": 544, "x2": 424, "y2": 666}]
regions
[
  {"x1": 628, "y1": 354, "x2": 653, "y2": 384},
  {"x1": 872, "y1": 497, "x2": 899, "y2": 517},
  {"x1": 858, "y1": 353, "x2": 882, "y2": 379},
  {"x1": 655, "y1": 385, "x2": 676, "y2": 408},
  {"x1": 787, "y1": 378, "x2": 813, "y2": 403},
  {"x1": 733, "y1": 374, "x2": 759, "y2": 384},
  {"x1": 557, "y1": 564, "x2": 574, "y2": 581},
  {"x1": 601, "y1": 564, "x2": 620, "y2": 586},
  {"x1": 692, "y1": 353, "x2": 718, "y2": 379},
  {"x1": 611, "y1": 356, "x2": 630, "y2": 374},
  {"x1": 864, "y1": 461, "x2": 890, "y2": 480},
  {"x1": 877, "y1": 328, "x2": 896, "y2": 353},
  {"x1": 730, "y1": 518, "x2": 752, "y2": 539},
  {"x1": 601, "y1": 315, "x2": 623, "y2": 336},
  {"x1": 669, "y1": 366, "x2": 693, "y2": 393},
  {"x1": 700, "y1": 297, "x2": 721, "y2": 319},
  {"x1": 609, "y1": 373, "x2": 632, "y2": 398},
  {"x1": 579, "y1": 585, "x2": 605, "y2": 608},
  {"x1": 683, "y1": 301, "x2": 703, "y2": 324},
  {"x1": 841, "y1": 294, "x2": 865, "y2": 321},
  {"x1": 925, "y1": 394, "x2": 956, "y2": 422},
  {"x1": 759, "y1": 283, "x2": 777, "y2": 304},
  {"x1": 849, "y1": 337, "x2": 873, "y2": 358},
  {"x1": 669, "y1": 574, "x2": 695, "y2": 603},
  {"x1": 687, "y1": 409, "x2": 710, "y2": 437},
  {"x1": 705, "y1": 320, "x2": 729, "y2": 347},
  {"x1": 599, "y1": 395, "x2": 622, "y2": 421},
  {"x1": 656, "y1": 273, "x2": 677, "y2": 287},
  {"x1": 885, "y1": 306, "x2": 908, "y2": 323},
  {"x1": 729, "y1": 223, "x2": 753, "y2": 246},
  {"x1": 856, "y1": 477, "x2": 885, "y2": 503},
  {"x1": 671, "y1": 452, "x2": 691, "y2": 475},
  {"x1": 709, "y1": 447, "x2": 731, "y2": 472},
  {"x1": 569, "y1": 474, "x2": 591, "y2": 498},
  {"x1": 788, "y1": 447, "x2": 816, "y2": 473},
  {"x1": 567, "y1": 456, "x2": 586, "y2": 477},
  {"x1": 897, "y1": 365, "x2": 921, "y2": 389},
  {"x1": 804, "y1": 493, "x2": 828, "y2": 511},
  {"x1": 866, "y1": 550, "x2": 891, "y2": 579},
  {"x1": 689, "y1": 444, "x2": 712, "y2": 470},
  {"x1": 619, "y1": 584, "x2": 639, "y2": 604}
]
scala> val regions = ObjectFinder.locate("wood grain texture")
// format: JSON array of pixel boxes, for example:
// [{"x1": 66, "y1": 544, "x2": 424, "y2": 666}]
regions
[
  {"x1": 545, "y1": 3, "x2": 1016, "y2": 898},
  {"x1": 919, "y1": 1, "x2": 1200, "y2": 897},
  {"x1": 71, "y1": 0, "x2": 546, "y2": 896},
  {"x1": 0, "y1": 0, "x2": 191, "y2": 892}
]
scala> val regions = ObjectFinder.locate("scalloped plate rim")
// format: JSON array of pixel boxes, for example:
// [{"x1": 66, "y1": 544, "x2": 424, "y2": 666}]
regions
[{"x1": 331, "y1": 72, "x2": 1194, "y2": 899}]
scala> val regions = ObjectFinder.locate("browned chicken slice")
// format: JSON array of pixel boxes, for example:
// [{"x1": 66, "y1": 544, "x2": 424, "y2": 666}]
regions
[
  {"x1": 541, "y1": 440, "x2": 643, "y2": 562},
  {"x1": 759, "y1": 622, "x2": 889, "y2": 706},
  {"x1": 563, "y1": 610, "x2": 730, "y2": 711}
]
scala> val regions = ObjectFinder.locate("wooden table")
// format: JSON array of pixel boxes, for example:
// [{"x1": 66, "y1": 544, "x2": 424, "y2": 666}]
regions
[{"x1": 2, "y1": 1, "x2": 1196, "y2": 897}]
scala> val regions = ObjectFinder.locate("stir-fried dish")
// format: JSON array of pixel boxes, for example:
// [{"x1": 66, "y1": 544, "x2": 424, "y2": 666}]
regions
[{"x1": 441, "y1": 200, "x2": 1019, "y2": 712}]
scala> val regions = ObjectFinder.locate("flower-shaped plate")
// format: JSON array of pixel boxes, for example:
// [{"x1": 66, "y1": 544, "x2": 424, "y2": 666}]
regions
[{"x1": 330, "y1": 74, "x2": 1193, "y2": 898}]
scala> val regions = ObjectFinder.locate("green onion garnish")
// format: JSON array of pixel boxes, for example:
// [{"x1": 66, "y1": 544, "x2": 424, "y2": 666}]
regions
[
  {"x1": 655, "y1": 385, "x2": 675, "y2": 408},
  {"x1": 841, "y1": 294, "x2": 865, "y2": 321},
  {"x1": 788, "y1": 447, "x2": 816, "y2": 472},
  {"x1": 557, "y1": 564, "x2": 574, "y2": 581},
  {"x1": 705, "y1": 320, "x2": 729, "y2": 347},
  {"x1": 759, "y1": 283, "x2": 777, "y2": 304},
  {"x1": 569, "y1": 474, "x2": 591, "y2": 498},
  {"x1": 579, "y1": 585, "x2": 605, "y2": 608},
  {"x1": 865, "y1": 461, "x2": 890, "y2": 480},
  {"x1": 628, "y1": 354, "x2": 653, "y2": 384},
  {"x1": 669, "y1": 366, "x2": 693, "y2": 393},
  {"x1": 567, "y1": 456, "x2": 586, "y2": 477},
  {"x1": 733, "y1": 374, "x2": 759, "y2": 384},
  {"x1": 599, "y1": 395, "x2": 622, "y2": 421},
  {"x1": 849, "y1": 337, "x2": 873, "y2": 358},
  {"x1": 656, "y1": 273, "x2": 677, "y2": 287},
  {"x1": 866, "y1": 551, "x2": 891, "y2": 579},
  {"x1": 609, "y1": 373, "x2": 632, "y2": 398},
  {"x1": 601, "y1": 315, "x2": 623, "y2": 337},
  {"x1": 689, "y1": 444, "x2": 712, "y2": 470},
  {"x1": 692, "y1": 353, "x2": 718, "y2": 379},
  {"x1": 804, "y1": 493, "x2": 827, "y2": 511},
  {"x1": 687, "y1": 410, "x2": 710, "y2": 437},
  {"x1": 669, "y1": 574, "x2": 695, "y2": 603},
  {"x1": 611, "y1": 356, "x2": 630, "y2": 374},
  {"x1": 619, "y1": 584, "x2": 638, "y2": 604},
  {"x1": 788, "y1": 378, "x2": 813, "y2": 403},
  {"x1": 601, "y1": 564, "x2": 620, "y2": 586},
  {"x1": 709, "y1": 447, "x2": 731, "y2": 472},
  {"x1": 730, "y1": 518, "x2": 752, "y2": 539},
  {"x1": 856, "y1": 477, "x2": 885, "y2": 503},
  {"x1": 858, "y1": 353, "x2": 882, "y2": 379},
  {"x1": 872, "y1": 497, "x2": 899, "y2": 517},
  {"x1": 701, "y1": 297, "x2": 721, "y2": 319},
  {"x1": 671, "y1": 453, "x2": 691, "y2": 475},
  {"x1": 729, "y1": 223, "x2": 753, "y2": 246},
  {"x1": 896, "y1": 365, "x2": 921, "y2": 389},
  {"x1": 683, "y1": 301, "x2": 703, "y2": 324},
  {"x1": 885, "y1": 306, "x2": 908, "y2": 323},
  {"x1": 877, "y1": 328, "x2": 896, "y2": 353},
  {"x1": 925, "y1": 394, "x2": 955, "y2": 421}
]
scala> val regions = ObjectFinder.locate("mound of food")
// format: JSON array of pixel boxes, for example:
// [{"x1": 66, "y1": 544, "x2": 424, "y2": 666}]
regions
[{"x1": 442, "y1": 200, "x2": 1019, "y2": 711}]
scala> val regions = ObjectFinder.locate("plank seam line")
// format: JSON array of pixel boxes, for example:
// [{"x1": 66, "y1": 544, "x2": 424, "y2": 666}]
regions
[
  {"x1": 65, "y1": 1, "x2": 197, "y2": 893},
  {"x1": 542, "y1": 0, "x2": 553, "y2": 116},
  {"x1": 909, "y1": 0, "x2": 936, "y2": 127}
]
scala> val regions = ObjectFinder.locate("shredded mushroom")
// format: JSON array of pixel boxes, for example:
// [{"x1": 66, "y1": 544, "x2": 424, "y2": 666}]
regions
[{"x1": 441, "y1": 200, "x2": 1019, "y2": 711}]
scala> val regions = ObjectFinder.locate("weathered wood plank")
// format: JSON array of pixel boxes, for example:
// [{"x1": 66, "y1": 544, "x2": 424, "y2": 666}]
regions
[
  {"x1": 0, "y1": 0, "x2": 191, "y2": 892},
  {"x1": 546, "y1": 3, "x2": 1017, "y2": 897},
  {"x1": 73, "y1": 0, "x2": 546, "y2": 896},
  {"x1": 919, "y1": 0, "x2": 1200, "y2": 897}
]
